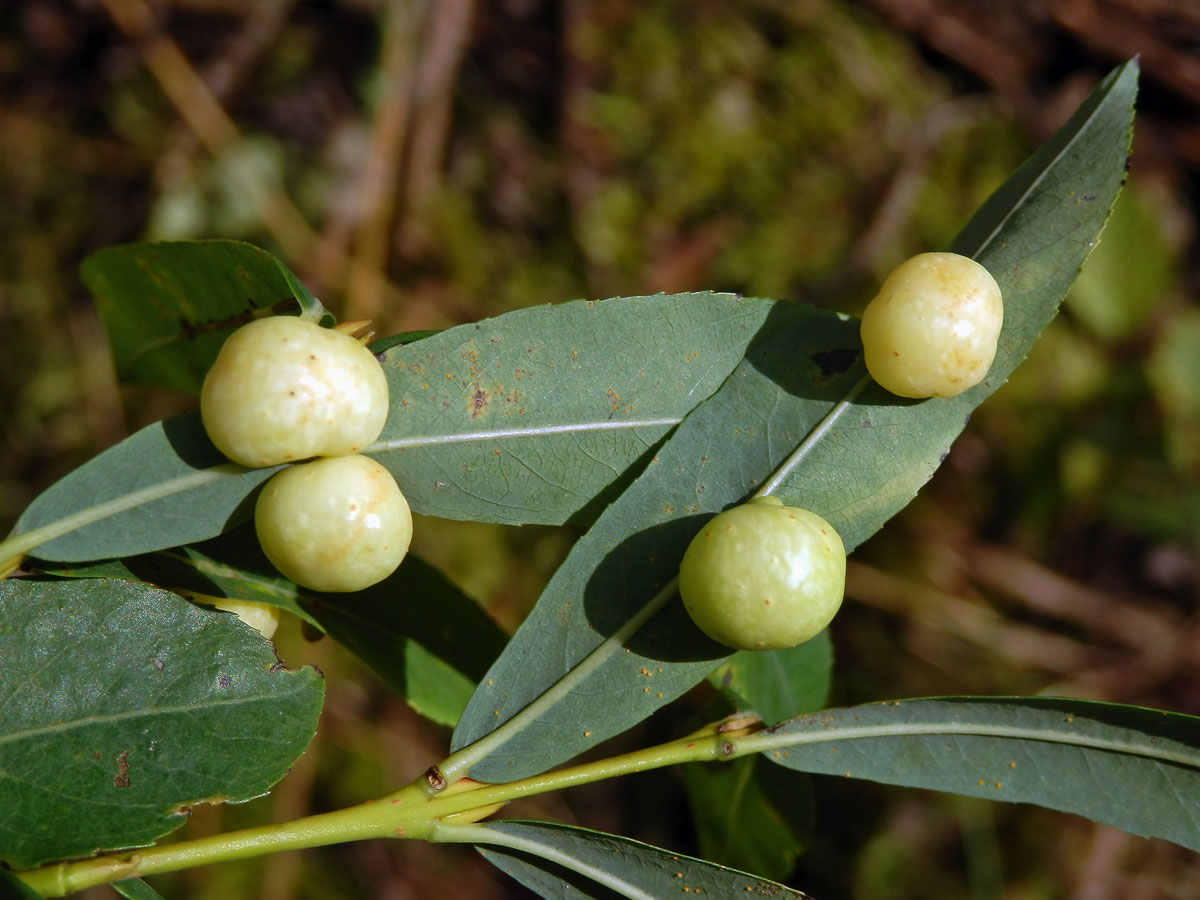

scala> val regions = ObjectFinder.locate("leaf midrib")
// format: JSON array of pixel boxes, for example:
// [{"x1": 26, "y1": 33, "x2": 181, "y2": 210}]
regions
[
  {"x1": 371, "y1": 416, "x2": 681, "y2": 451},
  {"x1": 750, "y1": 720, "x2": 1200, "y2": 769},
  {"x1": 0, "y1": 689, "x2": 309, "y2": 747}
]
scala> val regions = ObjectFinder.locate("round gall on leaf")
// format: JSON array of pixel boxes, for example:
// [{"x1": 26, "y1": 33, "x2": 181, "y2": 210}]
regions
[
  {"x1": 678, "y1": 496, "x2": 846, "y2": 651},
  {"x1": 201, "y1": 316, "x2": 389, "y2": 468},
  {"x1": 860, "y1": 252, "x2": 1003, "y2": 398},
  {"x1": 255, "y1": 455, "x2": 412, "y2": 593}
]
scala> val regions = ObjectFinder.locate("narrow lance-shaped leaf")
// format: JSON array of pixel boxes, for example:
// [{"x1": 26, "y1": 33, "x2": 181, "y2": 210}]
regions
[
  {"x1": 682, "y1": 757, "x2": 814, "y2": 883},
  {"x1": 40, "y1": 536, "x2": 321, "y2": 629},
  {"x1": 374, "y1": 292, "x2": 785, "y2": 526},
  {"x1": 748, "y1": 696, "x2": 1200, "y2": 852},
  {"x1": 301, "y1": 555, "x2": 508, "y2": 728},
  {"x1": 8, "y1": 413, "x2": 278, "y2": 563},
  {"x1": 111, "y1": 879, "x2": 167, "y2": 900},
  {"x1": 452, "y1": 60, "x2": 1137, "y2": 782},
  {"x1": 0, "y1": 579, "x2": 324, "y2": 869},
  {"x1": 709, "y1": 633, "x2": 833, "y2": 727},
  {"x1": 469, "y1": 821, "x2": 810, "y2": 899},
  {"x1": 686, "y1": 639, "x2": 829, "y2": 881},
  {"x1": 82, "y1": 240, "x2": 329, "y2": 395},
  {"x1": 7, "y1": 292, "x2": 776, "y2": 564}
]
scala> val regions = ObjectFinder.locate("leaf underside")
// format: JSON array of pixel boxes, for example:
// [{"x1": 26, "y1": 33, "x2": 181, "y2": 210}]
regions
[
  {"x1": 476, "y1": 821, "x2": 808, "y2": 899},
  {"x1": 452, "y1": 60, "x2": 1138, "y2": 783},
  {"x1": 12, "y1": 292, "x2": 780, "y2": 564},
  {"x1": 755, "y1": 696, "x2": 1200, "y2": 852}
]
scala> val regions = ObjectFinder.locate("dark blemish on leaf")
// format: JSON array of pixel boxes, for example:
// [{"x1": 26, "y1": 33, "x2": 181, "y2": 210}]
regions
[
  {"x1": 217, "y1": 674, "x2": 232, "y2": 689},
  {"x1": 269, "y1": 661, "x2": 285, "y2": 674},
  {"x1": 811, "y1": 347, "x2": 859, "y2": 379},
  {"x1": 939, "y1": 452, "x2": 949, "y2": 463},
  {"x1": 471, "y1": 385, "x2": 489, "y2": 418},
  {"x1": 114, "y1": 750, "x2": 131, "y2": 788},
  {"x1": 153, "y1": 658, "x2": 164, "y2": 670},
  {"x1": 963, "y1": 413, "x2": 972, "y2": 425}
]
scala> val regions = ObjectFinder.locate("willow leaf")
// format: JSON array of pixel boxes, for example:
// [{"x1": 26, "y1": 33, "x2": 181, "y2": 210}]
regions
[
  {"x1": 451, "y1": 60, "x2": 1137, "y2": 782},
  {"x1": 750, "y1": 696, "x2": 1200, "y2": 851}
]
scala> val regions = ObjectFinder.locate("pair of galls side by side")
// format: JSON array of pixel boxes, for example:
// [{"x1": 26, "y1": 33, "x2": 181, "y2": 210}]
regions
[
  {"x1": 201, "y1": 315, "x2": 411, "y2": 594},
  {"x1": 679, "y1": 252, "x2": 1002, "y2": 652}
]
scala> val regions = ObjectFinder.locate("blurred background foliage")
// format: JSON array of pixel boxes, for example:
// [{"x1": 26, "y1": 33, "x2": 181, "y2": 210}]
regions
[{"x1": 3, "y1": 1, "x2": 1200, "y2": 897}]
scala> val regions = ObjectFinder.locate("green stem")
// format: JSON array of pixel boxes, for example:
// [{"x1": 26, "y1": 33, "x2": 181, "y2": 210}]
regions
[
  {"x1": 436, "y1": 576, "x2": 681, "y2": 785},
  {"x1": 754, "y1": 373, "x2": 871, "y2": 499},
  {"x1": 16, "y1": 783, "x2": 428, "y2": 898},
  {"x1": 15, "y1": 725, "x2": 751, "y2": 897}
]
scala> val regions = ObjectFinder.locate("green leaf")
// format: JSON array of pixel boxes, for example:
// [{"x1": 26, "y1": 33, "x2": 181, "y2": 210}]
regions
[
  {"x1": 7, "y1": 413, "x2": 277, "y2": 564},
  {"x1": 709, "y1": 632, "x2": 833, "y2": 725},
  {"x1": 686, "y1": 636, "x2": 830, "y2": 882},
  {"x1": 367, "y1": 329, "x2": 442, "y2": 355},
  {"x1": 111, "y1": 878, "x2": 167, "y2": 900},
  {"x1": 1148, "y1": 307, "x2": 1200, "y2": 473},
  {"x1": 373, "y1": 292, "x2": 780, "y2": 526},
  {"x1": 749, "y1": 696, "x2": 1200, "y2": 851},
  {"x1": 451, "y1": 303, "x2": 859, "y2": 778},
  {"x1": 684, "y1": 661, "x2": 824, "y2": 884},
  {"x1": 1065, "y1": 185, "x2": 1174, "y2": 341},
  {"x1": 0, "y1": 579, "x2": 324, "y2": 869},
  {"x1": 82, "y1": 240, "x2": 329, "y2": 395},
  {"x1": 41, "y1": 536, "x2": 504, "y2": 728},
  {"x1": 451, "y1": 60, "x2": 1137, "y2": 782},
  {"x1": 302, "y1": 555, "x2": 507, "y2": 727},
  {"x1": 4, "y1": 292, "x2": 776, "y2": 565},
  {"x1": 682, "y1": 757, "x2": 812, "y2": 882},
  {"x1": 37, "y1": 531, "x2": 318, "y2": 629},
  {"x1": 473, "y1": 820, "x2": 809, "y2": 899}
]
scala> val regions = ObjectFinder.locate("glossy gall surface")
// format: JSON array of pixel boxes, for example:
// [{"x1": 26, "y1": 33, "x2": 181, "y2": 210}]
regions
[
  {"x1": 860, "y1": 252, "x2": 1003, "y2": 398},
  {"x1": 255, "y1": 455, "x2": 412, "y2": 593},
  {"x1": 201, "y1": 316, "x2": 389, "y2": 468},
  {"x1": 678, "y1": 496, "x2": 846, "y2": 651}
]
